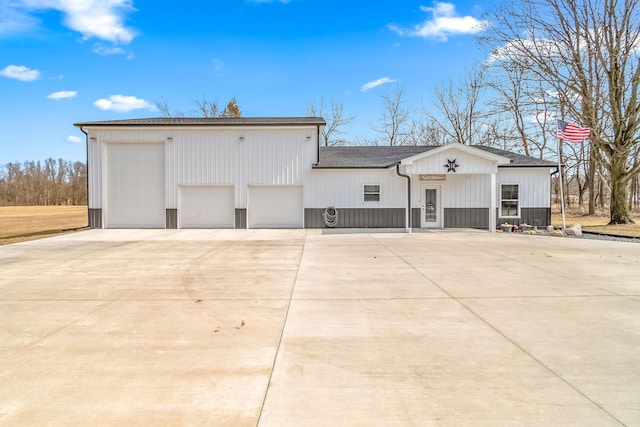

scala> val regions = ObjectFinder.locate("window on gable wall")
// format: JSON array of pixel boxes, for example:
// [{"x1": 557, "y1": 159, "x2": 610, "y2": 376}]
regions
[
  {"x1": 363, "y1": 184, "x2": 381, "y2": 202},
  {"x1": 500, "y1": 184, "x2": 519, "y2": 217}
]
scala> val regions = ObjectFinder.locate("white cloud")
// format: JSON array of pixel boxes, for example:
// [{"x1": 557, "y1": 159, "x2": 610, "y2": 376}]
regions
[
  {"x1": 93, "y1": 44, "x2": 125, "y2": 55},
  {"x1": 0, "y1": 2, "x2": 40, "y2": 35},
  {"x1": 0, "y1": 64, "x2": 40, "y2": 81},
  {"x1": 361, "y1": 77, "x2": 396, "y2": 92},
  {"x1": 7, "y1": 0, "x2": 136, "y2": 43},
  {"x1": 486, "y1": 38, "x2": 560, "y2": 64},
  {"x1": 94, "y1": 94, "x2": 155, "y2": 112},
  {"x1": 47, "y1": 90, "x2": 78, "y2": 99},
  {"x1": 67, "y1": 135, "x2": 82, "y2": 143},
  {"x1": 389, "y1": 2, "x2": 487, "y2": 41}
]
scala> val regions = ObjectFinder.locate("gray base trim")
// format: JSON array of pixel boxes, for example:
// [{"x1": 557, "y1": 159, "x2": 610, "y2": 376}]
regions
[
  {"x1": 166, "y1": 209, "x2": 178, "y2": 229},
  {"x1": 89, "y1": 208, "x2": 102, "y2": 229},
  {"x1": 159, "y1": 207, "x2": 551, "y2": 230},
  {"x1": 445, "y1": 208, "x2": 489, "y2": 229},
  {"x1": 411, "y1": 208, "x2": 420, "y2": 230},
  {"x1": 305, "y1": 208, "x2": 406, "y2": 228},
  {"x1": 499, "y1": 207, "x2": 551, "y2": 227},
  {"x1": 235, "y1": 209, "x2": 247, "y2": 229}
]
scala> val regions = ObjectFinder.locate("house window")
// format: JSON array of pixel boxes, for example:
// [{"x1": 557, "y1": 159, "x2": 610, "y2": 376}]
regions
[
  {"x1": 363, "y1": 184, "x2": 381, "y2": 202},
  {"x1": 500, "y1": 184, "x2": 519, "y2": 217}
]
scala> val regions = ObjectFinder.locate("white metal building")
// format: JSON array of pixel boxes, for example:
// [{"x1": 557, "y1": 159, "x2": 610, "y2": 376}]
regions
[{"x1": 75, "y1": 117, "x2": 557, "y2": 231}]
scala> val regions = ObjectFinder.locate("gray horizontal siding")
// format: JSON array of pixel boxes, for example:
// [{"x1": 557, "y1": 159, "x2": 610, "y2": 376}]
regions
[
  {"x1": 89, "y1": 208, "x2": 102, "y2": 229},
  {"x1": 500, "y1": 208, "x2": 551, "y2": 227},
  {"x1": 444, "y1": 208, "x2": 489, "y2": 229},
  {"x1": 166, "y1": 209, "x2": 177, "y2": 229},
  {"x1": 305, "y1": 208, "x2": 406, "y2": 228},
  {"x1": 522, "y1": 207, "x2": 551, "y2": 227},
  {"x1": 235, "y1": 209, "x2": 247, "y2": 229},
  {"x1": 411, "y1": 208, "x2": 421, "y2": 229}
]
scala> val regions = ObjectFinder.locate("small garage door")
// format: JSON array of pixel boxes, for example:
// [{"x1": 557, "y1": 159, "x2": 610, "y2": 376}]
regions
[
  {"x1": 248, "y1": 185, "x2": 303, "y2": 228},
  {"x1": 179, "y1": 185, "x2": 235, "y2": 228},
  {"x1": 106, "y1": 143, "x2": 165, "y2": 228}
]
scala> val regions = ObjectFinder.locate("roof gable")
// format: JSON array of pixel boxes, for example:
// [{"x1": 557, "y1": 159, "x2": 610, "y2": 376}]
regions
[
  {"x1": 403, "y1": 144, "x2": 510, "y2": 174},
  {"x1": 401, "y1": 143, "x2": 510, "y2": 166}
]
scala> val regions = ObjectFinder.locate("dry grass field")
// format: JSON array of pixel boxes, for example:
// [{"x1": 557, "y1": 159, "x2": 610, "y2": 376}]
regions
[
  {"x1": 552, "y1": 209, "x2": 640, "y2": 238},
  {"x1": 0, "y1": 206, "x2": 88, "y2": 246}
]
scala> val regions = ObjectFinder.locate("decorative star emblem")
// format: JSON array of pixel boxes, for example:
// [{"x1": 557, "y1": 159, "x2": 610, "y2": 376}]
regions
[{"x1": 444, "y1": 158, "x2": 459, "y2": 173}]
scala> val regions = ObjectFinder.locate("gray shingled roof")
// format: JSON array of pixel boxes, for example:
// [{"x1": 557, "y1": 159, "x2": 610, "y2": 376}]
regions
[
  {"x1": 74, "y1": 116, "x2": 326, "y2": 127},
  {"x1": 472, "y1": 145, "x2": 558, "y2": 167},
  {"x1": 315, "y1": 145, "x2": 557, "y2": 168}
]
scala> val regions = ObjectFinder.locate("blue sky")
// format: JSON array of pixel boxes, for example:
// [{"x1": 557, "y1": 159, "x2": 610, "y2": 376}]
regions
[{"x1": 0, "y1": 0, "x2": 488, "y2": 165}]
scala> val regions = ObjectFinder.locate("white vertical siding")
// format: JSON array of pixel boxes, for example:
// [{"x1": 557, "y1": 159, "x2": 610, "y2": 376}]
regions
[
  {"x1": 87, "y1": 130, "x2": 102, "y2": 208},
  {"x1": 306, "y1": 169, "x2": 406, "y2": 208},
  {"x1": 171, "y1": 127, "x2": 315, "y2": 207},
  {"x1": 410, "y1": 168, "x2": 551, "y2": 209},
  {"x1": 442, "y1": 174, "x2": 490, "y2": 207},
  {"x1": 411, "y1": 175, "x2": 490, "y2": 209},
  {"x1": 497, "y1": 167, "x2": 551, "y2": 207},
  {"x1": 88, "y1": 126, "x2": 318, "y2": 210}
]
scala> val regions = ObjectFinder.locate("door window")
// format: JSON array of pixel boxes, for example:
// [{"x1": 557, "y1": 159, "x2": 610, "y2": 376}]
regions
[{"x1": 425, "y1": 188, "x2": 437, "y2": 223}]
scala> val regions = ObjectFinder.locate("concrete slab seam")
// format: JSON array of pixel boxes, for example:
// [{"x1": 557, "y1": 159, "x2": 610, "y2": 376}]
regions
[
  {"x1": 255, "y1": 231, "x2": 307, "y2": 426},
  {"x1": 370, "y1": 234, "x2": 627, "y2": 426}
]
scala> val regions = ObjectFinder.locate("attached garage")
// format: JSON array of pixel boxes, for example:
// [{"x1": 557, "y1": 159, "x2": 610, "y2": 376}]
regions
[
  {"x1": 105, "y1": 143, "x2": 165, "y2": 228},
  {"x1": 248, "y1": 185, "x2": 304, "y2": 228},
  {"x1": 179, "y1": 185, "x2": 235, "y2": 228}
]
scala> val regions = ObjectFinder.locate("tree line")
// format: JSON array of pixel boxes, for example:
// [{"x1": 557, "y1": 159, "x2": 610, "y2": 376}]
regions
[{"x1": 0, "y1": 159, "x2": 87, "y2": 206}]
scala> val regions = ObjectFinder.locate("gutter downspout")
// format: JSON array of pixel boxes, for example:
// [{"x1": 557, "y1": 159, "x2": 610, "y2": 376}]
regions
[
  {"x1": 79, "y1": 126, "x2": 90, "y2": 229},
  {"x1": 316, "y1": 124, "x2": 321, "y2": 165},
  {"x1": 396, "y1": 163, "x2": 411, "y2": 233}
]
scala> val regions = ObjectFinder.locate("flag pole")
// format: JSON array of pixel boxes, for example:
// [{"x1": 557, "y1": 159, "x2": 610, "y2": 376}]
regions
[{"x1": 558, "y1": 137, "x2": 566, "y2": 231}]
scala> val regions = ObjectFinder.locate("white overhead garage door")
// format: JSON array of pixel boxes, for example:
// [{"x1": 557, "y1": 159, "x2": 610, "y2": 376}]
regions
[
  {"x1": 105, "y1": 143, "x2": 165, "y2": 228},
  {"x1": 248, "y1": 185, "x2": 303, "y2": 228},
  {"x1": 179, "y1": 185, "x2": 235, "y2": 228}
]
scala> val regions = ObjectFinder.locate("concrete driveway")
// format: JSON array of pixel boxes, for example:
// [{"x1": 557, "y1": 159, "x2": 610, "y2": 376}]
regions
[{"x1": 1, "y1": 229, "x2": 639, "y2": 426}]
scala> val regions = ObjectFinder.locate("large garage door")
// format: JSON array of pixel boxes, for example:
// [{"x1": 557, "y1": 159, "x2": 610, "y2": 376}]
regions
[
  {"x1": 106, "y1": 143, "x2": 165, "y2": 228},
  {"x1": 179, "y1": 185, "x2": 235, "y2": 228},
  {"x1": 248, "y1": 185, "x2": 303, "y2": 228}
]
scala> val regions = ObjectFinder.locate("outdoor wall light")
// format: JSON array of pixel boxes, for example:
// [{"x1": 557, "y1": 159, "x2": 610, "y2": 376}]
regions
[
  {"x1": 239, "y1": 136, "x2": 245, "y2": 142},
  {"x1": 306, "y1": 136, "x2": 311, "y2": 141}
]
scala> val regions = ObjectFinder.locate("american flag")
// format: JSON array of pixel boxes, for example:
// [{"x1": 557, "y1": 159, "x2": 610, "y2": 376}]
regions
[{"x1": 557, "y1": 119, "x2": 590, "y2": 142}]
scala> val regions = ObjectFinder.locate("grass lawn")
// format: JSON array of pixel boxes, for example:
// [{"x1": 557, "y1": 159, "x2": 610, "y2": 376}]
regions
[
  {"x1": 551, "y1": 210, "x2": 640, "y2": 238},
  {"x1": 0, "y1": 206, "x2": 88, "y2": 246}
]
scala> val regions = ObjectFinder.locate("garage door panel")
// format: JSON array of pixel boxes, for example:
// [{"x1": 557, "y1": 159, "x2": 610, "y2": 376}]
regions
[
  {"x1": 106, "y1": 143, "x2": 165, "y2": 228},
  {"x1": 248, "y1": 185, "x2": 303, "y2": 228},
  {"x1": 179, "y1": 185, "x2": 235, "y2": 228}
]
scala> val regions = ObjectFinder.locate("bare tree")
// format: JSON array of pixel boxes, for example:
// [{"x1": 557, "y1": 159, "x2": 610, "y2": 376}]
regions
[
  {"x1": 373, "y1": 85, "x2": 411, "y2": 146},
  {"x1": 428, "y1": 66, "x2": 487, "y2": 146},
  {"x1": 154, "y1": 97, "x2": 241, "y2": 118},
  {"x1": 154, "y1": 98, "x2": 173, "y2": 117},
  {"x1": 482, "y1": 0, "x2": 640, "y2": 223},
  {"x1": 406, "y1": 116, "x2": 448, "y2": 146},
  {"x1": 195, "y1": 98, "x2": 220, "y2": 118},
  {"x1": 307, "y1": 98, "x2": 355, "y2": 146}
]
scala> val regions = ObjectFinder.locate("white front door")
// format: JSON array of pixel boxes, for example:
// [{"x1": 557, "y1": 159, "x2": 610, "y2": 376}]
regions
[{"x1": 421, "y1": 185, "x2": 442, "y2": 228}]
